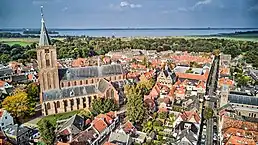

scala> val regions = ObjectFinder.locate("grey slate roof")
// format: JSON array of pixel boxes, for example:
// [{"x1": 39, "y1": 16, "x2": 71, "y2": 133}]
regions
[
  {"x1": 43, "y1": 78, "x2": 112, "y2": 101},
  {"x1": 39, "y1": 17, "x2": 51, "y2": 46},
  {"x1": 98, "y1": 79, "x2": 110, "y2": 93},
  {"x1": 58, "y1": 115, "x2": 84, "y2": 135},
  {"x1": 43, "y1": 85, "x2": 97, "y2": 101},
  {"x1": 0, "y1": 67, "x2": 12, "y2": 78},
  {"x1": 228, "y1": 93, "x2": 258, "y2": 106},
  {"x1": 109, "y1": 132, "x2": 130, "y2": 145},
  {"x1": 58, "y1": 64, "x2": 123, "y2": 81},
  {"x1": 176, "y1": 129, "x2": 197, "y2": 144}
]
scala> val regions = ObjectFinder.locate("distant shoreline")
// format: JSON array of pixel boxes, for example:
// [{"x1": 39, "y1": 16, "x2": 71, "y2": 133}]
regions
[{"x1": 1, "y1": 28, "x2": 258, "y2": 32}]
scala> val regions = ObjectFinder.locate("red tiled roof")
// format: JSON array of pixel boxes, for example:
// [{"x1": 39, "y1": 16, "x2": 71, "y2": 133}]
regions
[
  {"x1": 197, "y1": 81, "x2": 205, "y2": 88},
  {"x1": 220, "y1": 68, "x2": 230, "y2": 75},
  {"x1": 0, "y1": 110, "x2": 3, "y2": 118},
  {"x1": 92, "y1": 118, "x2": 108, "y2": 133},
  {"x1": 225, "y1": 135, "x2": 256, "y2": 145},
  {"x1": 123, "y1": 121, "x2": 136, "y2": 134},
  {"x1": 85, "y1": 119, "x2": 91, "y2": 125},
  {"x1": 72, "y1": 58, "x2": 87, "y2": 67},
  {"x1": 106, "y1": 111, "x2": 116, "y2": 119},
  {"x1": 218, "y1": 78, "x2": 233, "y2": 87},
  {"x1": 96, "y1": 114, "x2": 113, "y2": 125},
  {"x1": 60, "y1": 129, "x2": 70, "y2": 135},
  {"x1": 158, "y1": 107, "x2": 168, "y2": 113},
  {"x1": 27, "y1": 74, "x2": 34, "y2": 80},
  {"x1": 222, "y1": 116, "x2": 258, "y2": 132},
  {"x1": 56, "y1": 142, "x2": 70, "y2": 145},
  {"x1": 176, "y1": 72, "x2": 208, "y2": 82},
  {"x1": 180, "y1": 111, "x2": 201, "y2": 124},
  {"x1": 163, "y1": 97, "x2": 171, "y2": 104},
  {"x1": 144, "y1": 98, "x2": 155, "y2": 109},
  {"x1": 0, "y1": 80, "x2": 6, "y2": 88},
  {"x1": 103, "y1": 142, "x2": 116, "y2": 145}
]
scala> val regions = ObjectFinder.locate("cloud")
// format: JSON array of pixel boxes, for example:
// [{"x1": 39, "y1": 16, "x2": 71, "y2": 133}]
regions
[
  {"x1": 62, "y1": 7, "x2": 68, "y2": 12},
  {"x1": 163, "y1": 0, "x2": 212, "y2": 13},
  {"x1": 192, "y1": 0, "x2": 212, "y2": 10},
  {"x1": 249, "y1": 5, "x2": 258, "y2": 11},
  {"x1": 119, "y1": 1, "x2": 142, "y2": 8}
]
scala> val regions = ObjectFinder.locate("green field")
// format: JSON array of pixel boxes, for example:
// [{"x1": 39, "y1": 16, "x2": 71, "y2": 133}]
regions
[{"x1": 0, "y1": 38, "x2": 38, "y2": 46}]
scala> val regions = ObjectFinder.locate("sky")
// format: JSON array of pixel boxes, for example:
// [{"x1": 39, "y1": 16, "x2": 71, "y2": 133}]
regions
[{"x1": 0, "y1": 0, "x2": 258, "y2": 28}]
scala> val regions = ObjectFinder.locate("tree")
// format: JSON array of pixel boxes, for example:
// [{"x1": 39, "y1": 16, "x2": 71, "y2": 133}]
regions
[
  {"x1": 91, "y1": 98, "x2": 118, "y2": 115},
  {"x1": 38, "y1": 119, "x2": 56, "y2": 145},
  {"x1": 142, "y1": 120, "x2": 154, "y2": 134},
  {"x1": 2, "y1": 89, "x2": 34, "y2": 122},
  {"x1": 126, "y1": 86, "x2": 146, "y2": 124},
  {"x1": 26, "y1": 83, "x2": 39, "y2": 103},
  {"x1": 79, "y1": 108, "x2": 93, "y2": 119},
  {"x1": 158, "y1": 112, "x2": 168, "y2": 120},
  {"x1": 204, "y1": 107, "x2": 214, "y2": 120}
]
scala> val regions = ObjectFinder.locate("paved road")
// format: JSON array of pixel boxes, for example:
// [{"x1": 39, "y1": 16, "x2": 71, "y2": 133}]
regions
[{"x1": 206, "y1": 57, "x2": 219, "y2": 145}]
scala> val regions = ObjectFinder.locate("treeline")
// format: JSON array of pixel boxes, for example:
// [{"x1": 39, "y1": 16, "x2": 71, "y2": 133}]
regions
[
  {"x1": 0, "y1": 43, "x2": 37, "y2": 64},
  {"x1": 1, "y1": 37, "x2": 258, "y2": 67}
]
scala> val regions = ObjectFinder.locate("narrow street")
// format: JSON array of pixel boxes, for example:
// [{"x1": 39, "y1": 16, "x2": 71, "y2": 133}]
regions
[{"x1": 205, "y1": 57, "x2": 219, "y2": 145}]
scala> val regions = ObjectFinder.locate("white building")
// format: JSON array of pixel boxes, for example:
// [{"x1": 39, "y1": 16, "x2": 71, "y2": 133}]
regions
[{"x1": 0, "y1": 109, "x2": 14, "y2": 130}]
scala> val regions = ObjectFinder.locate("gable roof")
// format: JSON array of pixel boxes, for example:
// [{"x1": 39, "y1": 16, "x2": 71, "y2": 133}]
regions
[
  {"x1": 180, "y1": 111, "x2": 201, "y2": 124},
  {"x1": 0, "y1": 80, "x2": 6, "y2": 88},
  {"x1": 58, "y1": 64, "x2": 123, "y2": 81},
  {"x1": 122, "y1": 121, "x2": 136, "y2": 134},
  {"x1": 97, "y1": 79, "x2": 111, "y2": 93},
  {"x1": 92, "y1": 118, "x2": 108, "y2": 133},
  {"x1": 176, "y1": 129, "x2": 197, "y2": 144},
  {"x1": 58, "y1": 115, "x2": 84, "y2": 135},
  {"x1": 108, "y1": 132, "x2": 130, "y2": 145}
]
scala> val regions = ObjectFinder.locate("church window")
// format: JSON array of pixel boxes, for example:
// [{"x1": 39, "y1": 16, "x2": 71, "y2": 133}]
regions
[
  {"x1": 85, "y1": 80, "x2": 88, "y2": 84},
  {"x1": 74, "y1": 81, "x2": 77, "y2": 86},
  {"x1": 46, "y1": 59, "x2": 50, "y2": 67},
  {"x1": 80, "y1": 80, "x2": 82, "y2": 85},
  {"x1": 61, "y1": 82, "x2": 64, "y2": 87},
  {"x1": 68, "y1": 82, "x2": 71, "y2": 87},
  {"x1": 47, "y1": 103, "x2": 51, "y2": 109},
  {"x1": 57, "y1": 101, "x2": 60, "y2": 108},
  {"x1": 45, "y1": 49, "x2": 49, "y2": 53}
]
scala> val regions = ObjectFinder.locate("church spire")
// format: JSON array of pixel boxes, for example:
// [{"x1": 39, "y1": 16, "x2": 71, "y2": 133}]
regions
[{"x1": 39, "y1": 6, "x2": 51, "y2": 46}]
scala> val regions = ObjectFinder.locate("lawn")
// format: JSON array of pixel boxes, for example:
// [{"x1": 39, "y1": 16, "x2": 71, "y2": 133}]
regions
[
  {"x1": 0, "y1": 38, "x2": 38, "y2": 46},
  {"x1": 38, "y1": 110, "x2": 81, "y2": 125}
]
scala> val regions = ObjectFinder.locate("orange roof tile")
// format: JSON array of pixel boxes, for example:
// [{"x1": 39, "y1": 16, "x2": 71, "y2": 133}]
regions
[
  {"x1": 56, "y1": 142, "x2": 70, "y2": 145},
  {"x1": 103, "y1": 142, "x2": 116, "y2": 145},
  {"x1": 92, "y1": 118, "x2": 108, "y2": 133},
  {"x1": 96, "y1": 114, "x2": 113, "y2": 125},
  {"x1": 158, "y1": 107, "x2": 168, "y2": 113},
  {"x1": 225, "y1": 135, "x2": 256, "y2": 145},
  {"x1": 176, "y1": 72, "x2": 208, "y2": 82},
  {"x1": 123, "y1": 121, "x2": 136, "y2": 134},
  {"x1": 180, "y1": 111, "x2": 201, "y2": 124},
  {"x1": 0, "y1": 80, "x2": 6, "y2": 88},
  {"x1": 219, "y1": 78, "x2": 233, "y2": 87},
  {"x1": 27, "y1": 74, "x2": 34, "y2": 80},
  {"x1": 220, "y1": 68, "x2": 230, "y2": 75}
]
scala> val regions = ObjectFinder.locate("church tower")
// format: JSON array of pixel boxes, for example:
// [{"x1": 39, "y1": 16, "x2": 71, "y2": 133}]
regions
[{"x1": 37, "y1": 6, "x2": 60, "y2": 103}]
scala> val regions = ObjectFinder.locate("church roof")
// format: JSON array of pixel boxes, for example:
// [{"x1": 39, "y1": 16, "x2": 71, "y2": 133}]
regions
[
  {"x1": 43, "y1": 78, "x2": 114, "y2": 102},
  {"x1": 39, "y1": 6, "x2": 51, "y2": 46},
  {"x1": 58, "y1": 64, "x2": 123, "y2": 81},
  {"x1": 43, "y1": 85, "x2": 97, "y2": 101}
]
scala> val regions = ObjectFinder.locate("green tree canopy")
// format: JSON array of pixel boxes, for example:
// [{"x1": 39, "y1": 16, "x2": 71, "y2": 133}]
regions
[{"x1": 38, "y1": 119, "x2": 56, "y2": 145}]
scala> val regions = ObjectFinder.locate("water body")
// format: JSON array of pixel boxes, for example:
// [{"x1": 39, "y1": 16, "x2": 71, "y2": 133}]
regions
[{"x1": 2, "y1": 28, "x2": 258, "y2": 37}]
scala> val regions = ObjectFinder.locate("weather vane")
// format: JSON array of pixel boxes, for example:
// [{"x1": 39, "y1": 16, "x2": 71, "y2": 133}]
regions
[{"x1": 41, "y1": 6, "x2": 44, "y2": 17}]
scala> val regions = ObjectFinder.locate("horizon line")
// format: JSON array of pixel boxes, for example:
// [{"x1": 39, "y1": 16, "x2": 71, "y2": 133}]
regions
[{"x1": 1, "y1": 27, "x2": 258, "y2": 30}]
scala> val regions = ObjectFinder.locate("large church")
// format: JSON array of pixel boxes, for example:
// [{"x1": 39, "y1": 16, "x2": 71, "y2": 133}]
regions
[{"x1": 37, "y1": 9, "x2": 125, "y2": 116}]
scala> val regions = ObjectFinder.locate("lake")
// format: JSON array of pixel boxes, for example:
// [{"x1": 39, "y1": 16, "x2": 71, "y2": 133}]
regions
[{"x1": 2, "y1": 28, "x2": 258, "y2": 37}]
